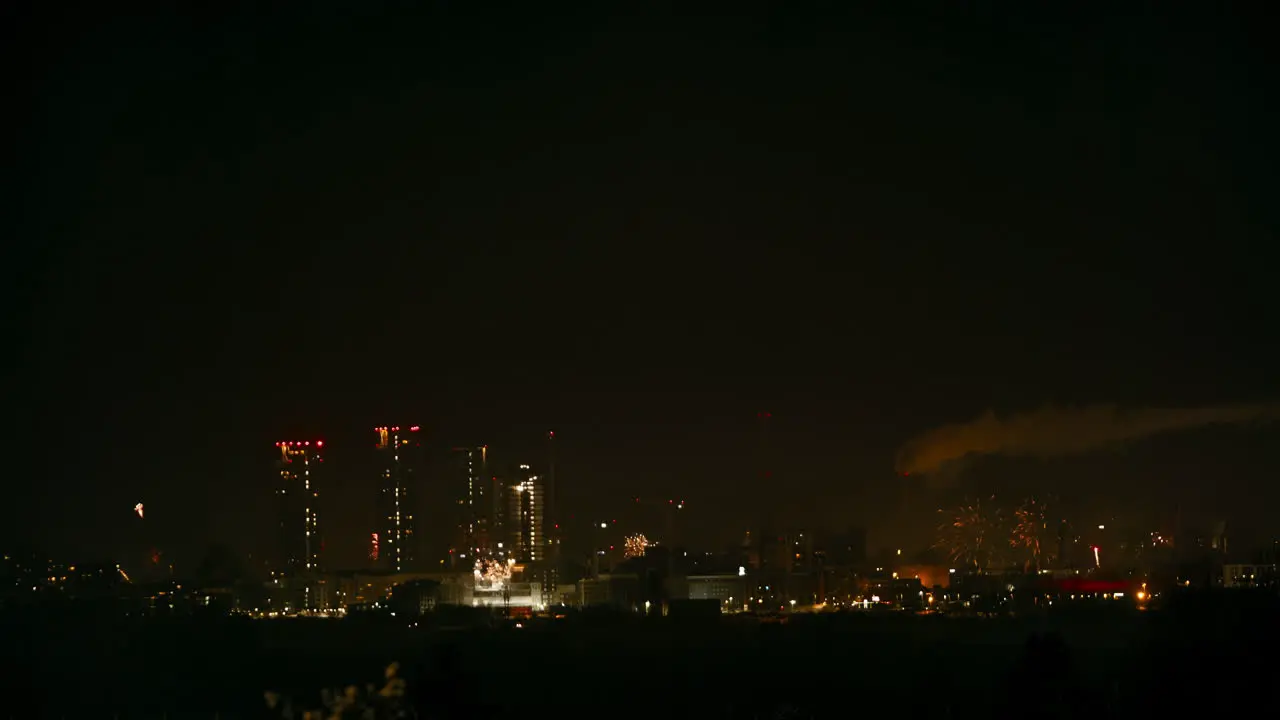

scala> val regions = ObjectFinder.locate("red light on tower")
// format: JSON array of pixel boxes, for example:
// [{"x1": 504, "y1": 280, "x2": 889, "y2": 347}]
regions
[
  {"x1": 410, "y1": 426, "x2": 420, "y2": 432},
  {"x1": 316, "y1": 441, "x2": 324, "y2": 447}
]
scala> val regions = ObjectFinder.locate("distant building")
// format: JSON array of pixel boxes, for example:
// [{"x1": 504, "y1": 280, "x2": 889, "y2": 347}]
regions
[
  {"x1": 375, "y1": 426, "x2": 422, "y2": 571},
  {"x1": 327, "y1": 569, "x2": 462, "y2": 608},
  {"x1": 389, "y1": 579, "x2": 441, "y2": 616},
  {"x1": 509, "y1": 464, "x2": 545, "y2": 563},
  {"x1": 687, "y1": 574, "x2": 747, "y2": 609},
  {"x1": 274, "y1": 441, "x2": 323, "y2": 574},
  {"x1": 1223, "y1": 563, "x2": 1278, "y2": 589},
  {"x1": 830, "y1": 527, "x2": 868, "y2": 568},
  {"x1": 578, "y1": 572, "x2": 642, "y2": 610},
  {"x1": 451, "y1": 446, "x2": 491, "y2": 563}
]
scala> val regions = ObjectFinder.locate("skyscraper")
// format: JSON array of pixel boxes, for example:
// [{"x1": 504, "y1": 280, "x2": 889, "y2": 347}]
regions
[
  {"x1": 274, "y1": 441, "x2": 323, "y2": 574},
  {"x1": 451, "y1": 446, "x2": 490, "y2": 562},
  {"x1": 509, "y1": 464, "x2": 545, "y2": 563},
  {"x1": 546, "y1": 431, "x2": 559, "y2": 563},
  {"x1": 375, "y1": 426, "x2": 420, "y2": 572}
]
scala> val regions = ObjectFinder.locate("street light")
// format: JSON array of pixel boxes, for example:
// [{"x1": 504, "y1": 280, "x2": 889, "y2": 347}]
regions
[{"x1": 789, "y1": 599, "x2": 797, "y2": 610}]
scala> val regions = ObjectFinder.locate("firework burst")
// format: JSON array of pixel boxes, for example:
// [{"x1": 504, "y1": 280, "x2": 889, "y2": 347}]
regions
[
  {"x1": 624, "y1": 533, "x2": 648, "y2": 559},
  {"x1": 1011, "y1": 496, "x2": 1057, "y2": 571},
  {"x1": 934, "y1": 495, "x2": 1003, "y2": 571},
  {"x1": 473, "y1": 558, "x2": 512, "y2": 591}
]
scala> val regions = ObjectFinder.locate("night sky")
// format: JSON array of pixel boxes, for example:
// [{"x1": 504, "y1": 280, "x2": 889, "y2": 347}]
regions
[{"x1": 11, "y1": 4, "x2": 1280, "y2": 569}]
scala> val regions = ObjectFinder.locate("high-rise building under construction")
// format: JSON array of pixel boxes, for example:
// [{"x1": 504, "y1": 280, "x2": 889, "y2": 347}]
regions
[
  {"x1": 508, "y1": 463, "x2": 545, "y2": 563},
  {"x1": 451, "y1": 446, "x2": 491, "y2": 562},
  {"x1": 274, "y1": 440, "x2": 323, "y2": 574},
  {"x1": 375, "y1": 425, "x2": 421, "y2": 572}
]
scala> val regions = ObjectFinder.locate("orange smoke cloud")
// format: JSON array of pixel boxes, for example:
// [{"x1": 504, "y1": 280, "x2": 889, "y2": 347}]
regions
[{"x1": 896, "y1": 403, "x2": 1279, "y2": 476}]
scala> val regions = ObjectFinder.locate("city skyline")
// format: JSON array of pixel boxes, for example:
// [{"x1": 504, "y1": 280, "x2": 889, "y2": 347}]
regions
[
  {"x1": 12, "y1": 5, "x2": 1280, "y2": 717},
  {"x1": 12, "y1": 4, "x2": 1280, "y2": 571}
]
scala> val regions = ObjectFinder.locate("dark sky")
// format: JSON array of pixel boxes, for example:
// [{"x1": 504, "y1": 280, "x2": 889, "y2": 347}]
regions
[{"x1": 10, "y1": 4, "x2": 1280, "y2": 569}]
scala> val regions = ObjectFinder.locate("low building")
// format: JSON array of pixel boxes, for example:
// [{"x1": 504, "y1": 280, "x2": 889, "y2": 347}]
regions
[
  {"x1": 687, "y1": 574, "x2": 747, "y2": 610},
  {"x1": 578, "y1": 572, "x2": 642, "y2": 610},
  {"x1": 389, "y1": 579, "x2": 441, "y2": 616},
  {"x1": 1223, "y1": 563, "x2": 1278, "y2": 588}
]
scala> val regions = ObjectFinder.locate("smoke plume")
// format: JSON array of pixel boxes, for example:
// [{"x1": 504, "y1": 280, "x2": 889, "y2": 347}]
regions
[{"x1": 896, "y1": 403, "x2": 1279, "y2": 477}]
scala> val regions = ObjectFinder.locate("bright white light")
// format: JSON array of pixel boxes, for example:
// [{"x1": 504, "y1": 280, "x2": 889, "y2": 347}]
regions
[
  {"x1": 134, "y1": 503, "x2": 144, "y2": 519},
  {"x1": 738, "y1": 566, "x2": 746, "y2": 577}
]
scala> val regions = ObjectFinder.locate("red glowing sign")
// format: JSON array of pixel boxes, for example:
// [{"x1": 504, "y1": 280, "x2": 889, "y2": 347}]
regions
[{"x1": 1055, "y1": 578, "x2": 1129, "y2": 594}]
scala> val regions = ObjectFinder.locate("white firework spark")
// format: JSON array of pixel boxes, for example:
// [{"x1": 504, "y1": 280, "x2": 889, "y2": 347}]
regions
[
  {"x1": 624, "y1": 533, "x2": 648, "y2": 559},
  {"x1": 473, "y1": 558, "x2": 512, "y2": 591}
]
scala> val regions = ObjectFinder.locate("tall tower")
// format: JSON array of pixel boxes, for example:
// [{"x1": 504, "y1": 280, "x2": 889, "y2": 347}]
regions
[
  {"x1": 451, "y1": 446, "x2": 491, "y2": 563},
  {"x1": 544, "y1": 430, "x2": 560, "y2": 606},
  {"x1": 756, "y1": 411, "x2": 774, "y2": 534},
  {"x1": 757, "y1": 411, "x2": 772, "y2": 486},
  {"x1": 508, "y1": 464, "x2": 545, "y2": 563},
  {"x1": 375, "y1": 425, "x2": 420, "y2": 572},
  {"x1": 274, "y1": 440, "x2": 323, "y2": 574},
  {"x1": 547, "y1": 431, "x2": 559, "y2": 561}
]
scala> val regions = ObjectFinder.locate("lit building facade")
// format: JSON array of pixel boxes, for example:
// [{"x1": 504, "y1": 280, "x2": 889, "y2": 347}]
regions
[
  {"x1": 451, "y1": 446, "x2": 491, "y2": 562},
  {"x1": 509, "y1": 464, "x2": 545, "y2": 563},
  {"x1": 274, "y1": 441, "x2": 323, "y2": 574},
  {"x1": 375, "y1": 426, "x2": 421, "y2": 572}
]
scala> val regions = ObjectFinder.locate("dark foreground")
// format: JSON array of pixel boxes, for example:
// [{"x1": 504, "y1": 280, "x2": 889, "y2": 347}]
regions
[{"x1": 3, "y1": 592, "x2": 1276, "y2": 718}]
